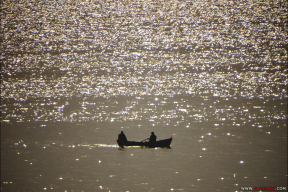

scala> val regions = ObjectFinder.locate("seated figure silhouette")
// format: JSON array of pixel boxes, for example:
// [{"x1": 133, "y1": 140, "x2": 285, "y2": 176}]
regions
[
  {"x1": 149, "y1": 132, "x2": 157, "y2": 143},
  {"x1": 118, "y1": 131, "x2": 127, "y2": 146}
]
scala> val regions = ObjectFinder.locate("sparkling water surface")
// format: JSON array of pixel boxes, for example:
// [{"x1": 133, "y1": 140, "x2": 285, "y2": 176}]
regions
[{"x1": 1, "y1": 0, "x2": 287, "y2": 191}]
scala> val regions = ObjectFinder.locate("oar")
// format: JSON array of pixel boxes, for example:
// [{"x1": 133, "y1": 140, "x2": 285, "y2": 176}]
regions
[{"x1": 141, "y1": 138, "x2": 149, "y2": 142}]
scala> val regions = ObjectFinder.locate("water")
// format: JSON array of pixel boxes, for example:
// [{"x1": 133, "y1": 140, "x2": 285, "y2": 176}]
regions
[{"x1": 1, "y1": 0, "x2": 287, "y2": 191}]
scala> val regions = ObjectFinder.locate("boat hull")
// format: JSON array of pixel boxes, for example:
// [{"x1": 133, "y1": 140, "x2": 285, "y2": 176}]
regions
[{"x1": 117, "y1": 137, "x2": 172, "y2": 148}]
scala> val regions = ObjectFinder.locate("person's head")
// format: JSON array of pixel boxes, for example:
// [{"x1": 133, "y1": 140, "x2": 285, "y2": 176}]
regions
[
  {"x1": 121, "y1": 131, "x2": 124, "y2": 134},
  {"x1": 151, "y1": 132, "x2": 154, "y2": 135}
]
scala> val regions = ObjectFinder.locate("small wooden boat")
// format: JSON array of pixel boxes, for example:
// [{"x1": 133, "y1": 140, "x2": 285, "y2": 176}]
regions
[{"x1": 117, "y1": 137, "x2": 172, "y2": 148}]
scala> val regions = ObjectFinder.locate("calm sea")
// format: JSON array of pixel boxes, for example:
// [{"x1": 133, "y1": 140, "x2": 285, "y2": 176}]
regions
[{"x1": 1, "y1": 0, "x2": 287, "y2": 191}]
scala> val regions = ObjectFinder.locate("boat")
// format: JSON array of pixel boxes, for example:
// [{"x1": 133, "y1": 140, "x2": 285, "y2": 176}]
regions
[{"x1": 117, "y1": 137, "x2": 172, "y2": 148}]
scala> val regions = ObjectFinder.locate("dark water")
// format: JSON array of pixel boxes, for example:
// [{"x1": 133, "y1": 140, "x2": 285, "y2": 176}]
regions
[{"x1": 1, "y1": 0, "x2": 287, "y2": 191}]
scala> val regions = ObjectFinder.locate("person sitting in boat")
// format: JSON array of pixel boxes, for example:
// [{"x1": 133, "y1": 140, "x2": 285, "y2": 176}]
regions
[
  {"x1": 118, "y1": 131, "x2": 127, "y2": 143},
  {"x1": 149, "y1": 132, "x2": 157, "y2": 143}
]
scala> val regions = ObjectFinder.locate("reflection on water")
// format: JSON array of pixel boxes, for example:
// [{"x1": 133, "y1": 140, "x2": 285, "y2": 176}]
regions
[
  {"x1": 1, "y1": 0, "x2": 287, "y2": 191},
  {"x1": 1, "y1": 96, "x2": 286, "y2": 129},
  {"x1": 1, "y1": 0, "x2": 287, "y2": 103},
  {"x1": 1, "y1": 111, "x2": 286, "y2": 191},
  {"x1": 1, "y1": 118, "x2": 287, "y2": 189}
]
